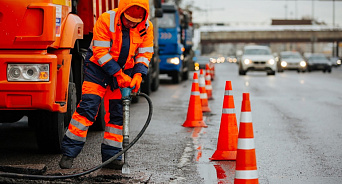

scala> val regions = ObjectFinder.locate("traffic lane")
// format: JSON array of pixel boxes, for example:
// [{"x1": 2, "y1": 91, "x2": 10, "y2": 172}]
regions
[
  {"x1": 231, "y1": 65, "x2": 342, "y2": 183},
  {"x1": 174, "y1": 63, "x2": 342, "y2": 183}
]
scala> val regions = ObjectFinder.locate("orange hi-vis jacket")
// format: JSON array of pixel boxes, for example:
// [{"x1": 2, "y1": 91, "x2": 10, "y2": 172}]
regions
[{"x1": 90, "y1": 0, "x2": 154, "y2": 76}]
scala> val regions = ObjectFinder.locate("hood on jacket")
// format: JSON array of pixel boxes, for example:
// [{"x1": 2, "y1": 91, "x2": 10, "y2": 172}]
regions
[{"x1": 117, "y1": 0, "x2": 150, "y2": 25}]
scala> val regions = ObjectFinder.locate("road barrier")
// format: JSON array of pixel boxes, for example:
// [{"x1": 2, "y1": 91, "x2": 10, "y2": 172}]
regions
[
  {"x1": 234, "y1": 93, "x2": 259, "y2": 184},
  {"x1": 210, "y1": 81, "x2": 238, "y2": 161},
  {"x1": 182, "y1": 72, "x2": 207, "y2": 128}
]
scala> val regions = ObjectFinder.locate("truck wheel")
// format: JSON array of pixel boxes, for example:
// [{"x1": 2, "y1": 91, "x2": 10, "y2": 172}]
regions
[
  {"x1": 172, "y1": 71, "x2": 182, "y2": 84},
  {"x1": 141, "y1": 72, "x2": 152, "y2": 95},
  {"x1": 64, "y1": 82, "x2": 76, "y2": 126},
  {"x1": 151, "y1": 66, "x2": 160, "y2": 92},
  {"x1": 91, "y1": 99, "x2": 106, "y2": 131},
  {"x1": 34, "y1": 110, "x2": 65, "y2": 153}
]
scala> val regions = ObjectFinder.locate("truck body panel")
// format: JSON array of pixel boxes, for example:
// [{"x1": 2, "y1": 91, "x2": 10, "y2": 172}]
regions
[
  {"x1": 0, "y1": 0, "x2": 162, "y2": 152},
  {"x1": 157, "y1": 3, "x2": 193, "y2": 83}
]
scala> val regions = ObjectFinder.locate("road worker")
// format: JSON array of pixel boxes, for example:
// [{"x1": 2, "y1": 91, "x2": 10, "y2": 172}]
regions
[{"x1": 59, "y1": 0, "x2": 154, "y2": 170}]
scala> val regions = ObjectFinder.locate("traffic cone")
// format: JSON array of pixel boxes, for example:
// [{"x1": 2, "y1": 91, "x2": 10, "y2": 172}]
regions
[
  {"x1": 234, "y1": 93, "x2": 259, "y2": 184},
  {"x1": 182, "y1": 73, "x2": 208, "y2": 128},
  {"x1": 199, "y1": 69, "x2": 211, "y2": 112},
  {"x1": 206, "y1": 63, "x2": 213, "y2": 81},
  {"x1": 206, "y1": 63, "x2": 215, "y2": 81},
  {"x1": 205, "y1": 70, "x2": 213, "y2": 100},
  {"x1": 210, "y1": 81, "x2": 238, "y2": 161}
]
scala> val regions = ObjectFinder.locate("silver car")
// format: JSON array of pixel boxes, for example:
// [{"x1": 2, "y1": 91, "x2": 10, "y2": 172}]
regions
[
  {"x1": 239, "y1": 45, "x2": 276, "y2": 75},
  {"x1": 278, "y1": 51, "x2": 307, "y2": 73}
]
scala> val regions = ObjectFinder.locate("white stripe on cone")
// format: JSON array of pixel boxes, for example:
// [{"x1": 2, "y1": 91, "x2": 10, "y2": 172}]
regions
[{"x1": 235, "y1": 170, "x2": 258, "y2": 179}]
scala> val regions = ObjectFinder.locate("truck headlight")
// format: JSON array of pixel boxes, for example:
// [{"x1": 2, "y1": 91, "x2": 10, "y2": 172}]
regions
[
  {"x1": 194, "y1": 63, "x2": 199, "y2": 71},
  {"x1": 167, "y1": 57, "x2": 180, "y2": 65},
  {"x1": 300, "y1": 61, "x2": 306, "y2": 67},
  {"x1": 268, "y1": 59, "x2": 275, "y2": 65},
  {"x1": 281, "y1": 61, "x2": 287, "y2": 67},
  {"x1": 244, "y1": 59, "x2": 251, "y2": 65},
  {"x1": 7, "y1": 64, "x2": 49, "y2": 81}
]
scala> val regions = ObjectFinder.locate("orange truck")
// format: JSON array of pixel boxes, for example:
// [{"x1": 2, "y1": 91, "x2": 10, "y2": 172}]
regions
[{"x1": 0, "y1": 0, "x2": 162, "y2": 152}]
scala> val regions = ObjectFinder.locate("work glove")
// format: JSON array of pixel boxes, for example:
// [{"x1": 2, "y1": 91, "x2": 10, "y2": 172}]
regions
[
  {"x1": 114, "y1": 69, "x2": 132, "y2": 88},
  {"x1": 130, "y1": 73, "x2": 142, "y2": 93}
]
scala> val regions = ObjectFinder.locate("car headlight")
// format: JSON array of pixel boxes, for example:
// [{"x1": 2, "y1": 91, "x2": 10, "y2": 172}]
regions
[
  {"x1": 281, "y1": 61, "x2": 287, "y2": 67},
  {"x1": 337, "y1": 59, "x2": 341, "y2": 65},
  {"x1": 300, "y1": 61, "x2": 306, "y2": 67},
  {"x1": 167, "y1": 57, "x2": 180, "y2": 65},
  {"x1": 268, "y1": 59, "x2": 275, "y2": 65},
  {"x1": 7, "y1": 64, "x2": 49, "y2": 81},
  {"x1": 244, "y1": 59, "x2": 251, "y2": 65}
]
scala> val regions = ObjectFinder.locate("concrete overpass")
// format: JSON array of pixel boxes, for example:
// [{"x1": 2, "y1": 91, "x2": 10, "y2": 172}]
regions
[{"x1": 200, "y1": 25, "x2": 342, "y2": 44}]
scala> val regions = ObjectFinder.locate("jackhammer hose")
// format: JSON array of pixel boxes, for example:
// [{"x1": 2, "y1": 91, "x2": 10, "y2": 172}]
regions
[{"x1": 0, "y1": 92, "x2": 153, "y2": 180}]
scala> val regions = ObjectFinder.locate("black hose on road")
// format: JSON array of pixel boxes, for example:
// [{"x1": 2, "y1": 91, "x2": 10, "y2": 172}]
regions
[{"x1": 0, "y1": 92, "x2": 153, "y2": 180}]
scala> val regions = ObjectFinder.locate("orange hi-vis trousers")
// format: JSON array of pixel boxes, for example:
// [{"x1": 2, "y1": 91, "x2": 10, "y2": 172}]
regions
[{"x1": 61, "y1": 50, "x2": 129, "y2": 161}]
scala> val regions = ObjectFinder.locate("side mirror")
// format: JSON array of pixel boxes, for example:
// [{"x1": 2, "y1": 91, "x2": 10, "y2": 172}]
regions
[{"x1": 155, "y1": 8, "x2": 163, "y2": 18}]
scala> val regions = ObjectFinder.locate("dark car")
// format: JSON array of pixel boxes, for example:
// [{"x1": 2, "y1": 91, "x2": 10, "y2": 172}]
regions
[
  {"x1": 193, "y1": 56, "x2": 213, "y2": 71},
  {"x1": 306, "y1": 53, "x2": 332, "y2": 73}
]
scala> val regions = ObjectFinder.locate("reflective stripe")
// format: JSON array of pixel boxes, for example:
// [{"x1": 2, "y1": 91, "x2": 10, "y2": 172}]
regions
[
  {"x1": 89, "y1": 40, "x2": 93, "y2": 50},
  {"x1": 103, "y1": 138, "x2": 122, "y2": 148},
  {"x1": 136, "y1": 57, "x2": 149, "y2": 65},
  {"x1": 224, "y1": 90, "x2": 232, "y2": 96},
  {"x1": 200, "y1": 93, "x2": 208, "y2": 99},
  {"x1": 205, "y1": 85, "x2": 212, "y2": 90},
  {"x1": 98, "y1": 53, "x2": 112, "y2": 65},
  {"x1": 65, "y1": 130, "x2": 86, "y2": 142},
  {"x1": 237, "y1": 138, "x2": 255, "y2": 149},
  {"x1": 235, "y1": 170, "x2": 258, "y2": 179},
  {"x1": 240, "y1": 112, "x2": 252, "y2": 122},
  {"x1": 70, "y1": 119, "x2": 89, "y2": 131},
  {"x1": 93, "y1": 40, "x2": 111, "y2": 47},
  {"x1": 138, "y1": 47, "x2": 154, "y2": 53},
  {"x1": 191, "y1": 91, "x2": 200, "y2": 96},
  {"x1": 199, "y1": 78, "x2": 205, "y2": 86},
  {"x1": 205, "y1": 75, "x2": 211, "y2": 80},
  {"x1": 222, "y1": 108, "x2": 235, "y2": 114},
  {"x1": 193, "y1": 79, "x2": 199, "y2": 83},
  {"x1": 105, "y1": 126, "x2": 122, "y2": 135},
  {"x1": 145, "y1": 20, "x2": 150, "y2": 30},
  {"x1": 106, "y1": 10, "x2": 116, "y2": 33}
]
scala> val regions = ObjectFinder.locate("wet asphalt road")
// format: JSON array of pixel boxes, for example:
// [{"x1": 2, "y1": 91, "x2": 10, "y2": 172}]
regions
[{"x1": 1, "y1": 62, "x2": 342, "y2": 183}]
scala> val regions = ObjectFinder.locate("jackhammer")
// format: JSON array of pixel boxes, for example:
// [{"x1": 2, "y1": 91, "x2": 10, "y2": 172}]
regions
[{"x1": 0, "y1": 88, "x2": 153, "y2": 180}]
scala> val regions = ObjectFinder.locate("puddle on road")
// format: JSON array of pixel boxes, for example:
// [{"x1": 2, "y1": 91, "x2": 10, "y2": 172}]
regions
[{"x1": 190, "y1": 117, "x2": 236, "y2": 183}]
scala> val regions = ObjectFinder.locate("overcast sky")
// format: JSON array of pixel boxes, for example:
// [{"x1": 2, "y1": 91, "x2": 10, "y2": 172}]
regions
[{"x1": 179, "y1": 0, "x2": 342, "y2": 27}]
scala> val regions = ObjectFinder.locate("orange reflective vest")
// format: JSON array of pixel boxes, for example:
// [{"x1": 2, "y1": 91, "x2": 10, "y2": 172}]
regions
[{"x1": 90, "y1": 0, "x2": 154, "y2": 76}]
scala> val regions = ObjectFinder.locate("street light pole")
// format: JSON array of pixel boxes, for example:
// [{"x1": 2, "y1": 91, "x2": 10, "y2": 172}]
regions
[{"x1": 333, "y1": 0, "x2": 335, "y2": 26}]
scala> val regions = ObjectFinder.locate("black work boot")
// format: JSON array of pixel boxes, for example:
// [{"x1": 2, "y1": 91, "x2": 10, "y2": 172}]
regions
[
  {"x1": 103, "y1": 160, "x2": 124, "y2": 170},
  {"x1": 59, "y1": 155, "x2": 74, "y2": 169}
]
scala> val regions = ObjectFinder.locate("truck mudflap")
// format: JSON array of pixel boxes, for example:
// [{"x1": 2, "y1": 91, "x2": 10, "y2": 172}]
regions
[{"x1": 0, "y1": 52, "x2": 67, "y2": 113}]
